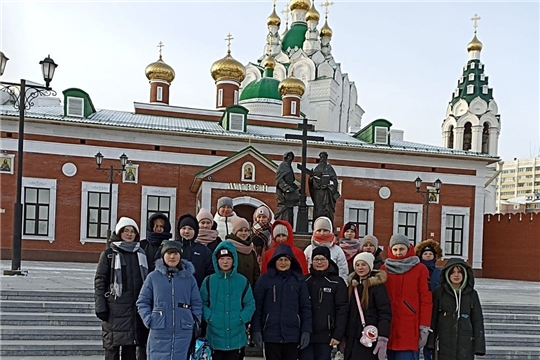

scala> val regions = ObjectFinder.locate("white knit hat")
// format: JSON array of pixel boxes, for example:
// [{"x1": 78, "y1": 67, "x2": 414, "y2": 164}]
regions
[
  {"x1": 313, "y1": 216, "x2": 333, "y2": 233},
  {"x1": 353, "y1": 252, "x2": 375, "y2": 271},
  {"x1": 272, "y1": 224, "x2": 289, "y2": 238},
  {"x1": 115, "y1": 217, "x2": 139, "y2": 235}
]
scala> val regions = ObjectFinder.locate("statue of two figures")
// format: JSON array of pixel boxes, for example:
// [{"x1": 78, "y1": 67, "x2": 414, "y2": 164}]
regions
[{"x1": 275, "y1": 151, "x2": 340, "y2": 227}]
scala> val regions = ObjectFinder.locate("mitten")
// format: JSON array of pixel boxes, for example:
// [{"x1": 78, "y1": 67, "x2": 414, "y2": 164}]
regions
[
  {"x1": 96, "y1": 312, "x2": 109, "y2": 321},
  {"x1": 372, "y1": 336, "x2": 388, "y2": 360},
  {"x1": 300, "y1": 332, "x2": 311, "y2": 350},
  {"x1": 252, "y1": 332, "x2": 263, "y2": 348},
  {"x1": 419, "y1": 325, "x2": 430, "y2": 348}
]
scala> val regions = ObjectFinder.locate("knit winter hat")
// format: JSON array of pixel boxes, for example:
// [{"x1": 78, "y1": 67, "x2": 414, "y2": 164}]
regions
[
  {"x1": 217, "y1": 197, "x2": 233, "y2": 210},
  {"x1": 216, "y1": 247, "x2": 234, "y2": 260},
  {"x1": 353, "y1": 252, "x2": 375, "y2": 271},
  {"x1": 179, "y1": 215, "x2": 198, "y2": 231},
  {"x1": 196, "y1": 208, "x2": 214, "y2": 223},
  {"x1": 314, "y1": 216, "x2": 333, "y2": 232},
  {"x1": 253, "y1": 206, "x2": 270, "y2": 222},
  {"x1": 161, "y1": 240, "x2": 182, "y2": 257},
  {"x1": 344, "y1": 223, "x2": 357, "y2": 233},
  {"x1": 389, "y1": 234, "x2": 410, "y2": 249},
  {"x1": 272, "y1": 224, "x2": 289, "y2": 238},
  {"x1": 115, "y1": 217, "x2": 139, "y2": 235},
  {"x1": 231, "y1": 217, "x2": 250, "y2": 235},
  {"x1": 360, "y1": 234, "x2": 379, "y2": 249},
  {"x1": 312, "y1": 246, "x2": 331, "y2": 262},
  {"x1": 421, "y1": 246, "x2": 436, "y2": 256}
]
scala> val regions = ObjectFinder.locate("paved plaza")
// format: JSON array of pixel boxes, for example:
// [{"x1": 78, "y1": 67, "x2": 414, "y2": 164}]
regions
[{"x1": 1, "y1": 259, "x2": 539, "y2": 360}]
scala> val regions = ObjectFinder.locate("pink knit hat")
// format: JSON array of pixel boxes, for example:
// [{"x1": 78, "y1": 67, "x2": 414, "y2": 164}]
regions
[
  {"x1": 231, "y1": 217, "x2": 250, "y2": 235},
  {"x1": 253, "y1": 205, "x2": 271, "y2": 222},
  {"x1": 196, "y1": 208, "x2": 213, "y2": 223}
]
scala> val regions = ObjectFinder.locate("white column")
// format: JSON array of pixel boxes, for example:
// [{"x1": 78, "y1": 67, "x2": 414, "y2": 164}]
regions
[
  {"x1": 471, "y1": 125, "x2": 483, "y2": 153},
  {"x1": 454, "y1": 128, "x2": 464, "y2": 150},
  {"x1": 489, "y1": 128, "x2": 499, "y2": 156},
  {"x1": 472, "y1": 185, "x2": 485, "y2": 270}
]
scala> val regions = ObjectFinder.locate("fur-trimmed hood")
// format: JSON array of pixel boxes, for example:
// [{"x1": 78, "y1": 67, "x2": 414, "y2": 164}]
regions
[
  {"x1": 415, "y1": 239, "x2": 442, "y2": 260},
  {"x1": 348, "y1": 270, "x2": 387, "y2": 288},
  {"x1": 154, "y1": 258, "x2": 196, "y2": 278}
]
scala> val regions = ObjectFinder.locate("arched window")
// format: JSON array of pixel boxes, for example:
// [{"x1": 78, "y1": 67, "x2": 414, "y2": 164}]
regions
[
  {"x1": 482, "y1": 122, "x2": 490, "y2": 154},
  {"x1": 448, "y1": 126, "x2": 454, "y2": 149},
  {"x1": 463, "y1": 122, "x2": 472, "y2": 151}
]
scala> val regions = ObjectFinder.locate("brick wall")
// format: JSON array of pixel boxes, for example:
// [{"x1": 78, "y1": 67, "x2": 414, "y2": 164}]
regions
[{"x1": 482, "y1": 212, "x2": 540, "y2": 281}]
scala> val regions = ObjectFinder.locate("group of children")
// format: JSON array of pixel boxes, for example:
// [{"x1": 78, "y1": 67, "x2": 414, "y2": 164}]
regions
[{"x1": 94, "y1": 197, "x2": 486, "y2": 360}]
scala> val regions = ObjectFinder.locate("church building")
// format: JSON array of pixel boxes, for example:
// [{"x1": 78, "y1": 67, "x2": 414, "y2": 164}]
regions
[{"x1": 0, "y1": 2, "x2": 499, "y2": 275}]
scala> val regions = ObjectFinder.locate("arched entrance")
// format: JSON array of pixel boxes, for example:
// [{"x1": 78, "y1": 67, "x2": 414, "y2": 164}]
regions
[
  {"x1": 234, "y1": 204, "x2": 257, "y2": 226},
  {"x1": 231, "y1": 196, "x2": 274, "y2": 225}
]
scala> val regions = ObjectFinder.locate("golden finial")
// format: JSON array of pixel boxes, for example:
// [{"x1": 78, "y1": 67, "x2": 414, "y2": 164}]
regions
[
  {"x1": 471, "y1": 13, "x2": 481, "y2": 33},
  {"x1": 157, "y1": 41, "x2": 164, "y2": 59},
  {"x1": 225, "y1": 33, "x2": 234, "y2": 54},
  {"x1": 320, "y1": 0, "x2": 333, "y2": 16}
]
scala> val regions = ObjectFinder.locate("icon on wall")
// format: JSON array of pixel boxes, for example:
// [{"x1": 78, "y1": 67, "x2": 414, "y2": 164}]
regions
[
  {"x1": 427, "y1": 186, "x2": 439, "y2": 204},
  {"x1": 123, "y1": 164, "x2": 139, "y2": 184},
  {"x1": 241, "y1": 162, "x2": 255, "y2": 182},
  {"x1": 0, "y1": 154, "x2": 14, "y2": 174}
]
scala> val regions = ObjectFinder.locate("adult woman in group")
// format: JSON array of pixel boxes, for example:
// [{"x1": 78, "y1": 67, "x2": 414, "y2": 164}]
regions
[{"x1": 95, "y1": 217, "x2": 148, "y2": 360}]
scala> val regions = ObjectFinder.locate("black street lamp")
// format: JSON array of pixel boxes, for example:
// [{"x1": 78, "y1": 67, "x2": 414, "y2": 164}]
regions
[
  {"x1": 94, "y1": 152, "x2": 129, "y2": 242},
  {"x1": 1, "y1": 52, "x2": 59, "y2": 276},
  {"x1": 415, "y1": 177, "x2": 442, "y2": 240}
]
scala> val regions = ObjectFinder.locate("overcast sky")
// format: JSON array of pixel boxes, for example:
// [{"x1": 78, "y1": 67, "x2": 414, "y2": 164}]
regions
[{"x1": 2, "y1": 1, "x2": 539, "y2": 161}]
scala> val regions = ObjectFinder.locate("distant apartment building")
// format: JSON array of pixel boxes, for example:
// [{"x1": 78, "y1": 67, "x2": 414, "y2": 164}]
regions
[{"x1": 496, "y1": 156, "x2": 540, "y2": 212}]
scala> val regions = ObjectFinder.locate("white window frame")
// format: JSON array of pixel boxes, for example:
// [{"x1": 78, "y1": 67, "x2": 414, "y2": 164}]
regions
[
  {"x1": 229, "y1": 113, "x2": 245, "y2": 132},
  {"x1": 374, "y1": 126, "x2": 389, "y2": 145},
  {"x1": 140, "y1": 186, "x2": 177, "y2": 237},
  {"x1": 453, "y1": 88, "x2": 459, "y2": 97},
  {"x1": 393, "y1": 202, "x2": 423, "y2": 245},
  {"x1": 218, "y1": 88, "x2": 224, "y2": 107},
  {"x1": 480, "y1": 74, "x2": 485, "y2": 81},
  {"x1": 440, "y1": 206, "x2": 470, "y2": 260},
  {"x1": 468, "y1": 73, "x2": 475, "y2": 81},
  {"x1": 467, "y1": 85, "x2": 474, "y2": 94},
  {"x1": 22, "y1": 177, "x2": 57, "y2": 243},
  {"x1": 291, "y1": 101, "x2": 297, "y2": 115},
  {"x1": 234, "y1": 90, "x2": 239, "y2": 105},
  {"x1": 66, "y1": 97, "x2": 84, "y2": 117},
  {"x1": 482, "y1": 85, "x2": 489, "y2": 94},
  {"x1": 157, "y1": 86, "x2": 163, "y2": 101},
  {"x1": 343, "y1": 200, "x2": 375, "y2": 240},
  {"x1": 80, "y1": 182, "x2": 118, "y2": 244},
  {"x1": 470, "y1": 62, "x2": 475, "y2": 69}
]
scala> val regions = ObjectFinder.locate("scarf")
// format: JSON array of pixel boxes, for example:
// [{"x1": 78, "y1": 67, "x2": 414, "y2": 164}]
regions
[
  {"x1": 338, "y1": 238, "x2": 361, "y2": 261},
  {"x1": 196, "y1": 228, "x2": 219, "y2": 246},
  {"x1": 384, "y1": 256, "x2": 420, "y2": 274},
  {"x1": 311, "y1": 232, "x2": 336, "y2": 248},
  {"x1": 109, "y1": 241, "x2": 148, "y2": 299},
  {"x1": 251, "y1": 221, "x2": 272, "y2": 247},
  {"x1": 226, "y1": 235, "x2": 254, "y2": 255},
  {"x1": 145, "y1": 230, "x2": 172, "y2": 246}
]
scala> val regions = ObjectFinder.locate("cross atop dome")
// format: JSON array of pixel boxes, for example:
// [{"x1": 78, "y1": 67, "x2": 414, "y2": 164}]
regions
[
  {"x1": 471, "y1": 13, "x2": 481, "y2": 32},
  {"x1": 321, "y1": 0, "x2": 333, "y2": 15},
  {"x1": 225, "y1": 33, "x2": 234, "y2": 54},
  {"x1": 157, "y1": 41, "x2": 164, "y2": 59}
]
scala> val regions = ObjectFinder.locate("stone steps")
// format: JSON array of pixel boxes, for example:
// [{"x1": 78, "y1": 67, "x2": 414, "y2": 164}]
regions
[
  {"x1": 485, "y1": 322, "x2": 540, "y2": 335},
  {"x1": 1, "y1": 312, "x2": 101, "y2": 326},
  {"x1": 483, "y1": 312, "x2": 540, "y2": 324},
  {"x1": 1, "y1": 325, "x2": 101, "y2": 341},
  {"x1": 485, "y1": 333, "x2": 540, "y2": 347},
  {"x1": 0, "y1": 340, "x2": 103, "y2": 356},
  {"x1": 0, "y1": 299, "x2": 94, "y2": 313}
]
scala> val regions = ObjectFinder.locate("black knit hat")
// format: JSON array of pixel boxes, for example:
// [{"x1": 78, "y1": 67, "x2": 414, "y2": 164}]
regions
[
  {"x1": 312, "y1": 246, "x2": 331, "y2": 261},
  {"x1": 161, "y1": 240, "x2": 182, "y2": 258}
]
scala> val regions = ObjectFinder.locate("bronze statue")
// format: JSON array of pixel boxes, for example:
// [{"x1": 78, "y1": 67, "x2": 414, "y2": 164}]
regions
[
  {"x1": 308, "y1": 151, "x2": 340, "y2": 224},
  {"x1": 275, "y1": 151, "x2": 299, "y2": 225}
]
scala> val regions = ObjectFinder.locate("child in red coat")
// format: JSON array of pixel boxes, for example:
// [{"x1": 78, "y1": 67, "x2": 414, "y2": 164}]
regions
[
  {"x1": 380, "y1": 234, "x2": 432, "y2": 360},
  {"x1": 260, "y1": 220, "x2": 308, "y2": 275}
]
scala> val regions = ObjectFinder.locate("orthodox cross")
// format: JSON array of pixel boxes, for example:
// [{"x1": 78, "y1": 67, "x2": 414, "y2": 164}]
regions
[
  {"x1": 281, "y1": 5, "x2": 290, "y2": 24},
  {"x1": 157, "y1": 41, "x2": 164, "y2": 58},
  {"x1": 225, "y1": 33, "x2": 234, "y2": 53},
  {"x1": 285, "y1": 117, "x2": 324, "y2": 233},
  {"x1": 471, "y1": 13, "x2": 481, "y2": 32},
  {"x1": 321, "y1": 0, "x2": 333, "y2": 15}
]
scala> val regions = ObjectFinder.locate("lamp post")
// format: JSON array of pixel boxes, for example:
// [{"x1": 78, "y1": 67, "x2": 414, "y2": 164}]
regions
[
  {"x1": 415, "y1": 177, "x2": 442, "y2": 240},
  {"x1": 94, "y1": 152, "x2": 128, "y2": 242},
  {"x1": 1, "y1": 52, "x2": 58, "y2": 276}
]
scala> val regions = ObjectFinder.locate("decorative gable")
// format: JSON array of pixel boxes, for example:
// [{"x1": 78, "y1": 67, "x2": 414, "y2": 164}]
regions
[
  {"x1": 62, "y1": 88, "x2": 96, "y2": 118},
  {"x1": 219, "y1": 104, "x2": 249, "y2": 132},
  {"x1": 353, "y1": 119, "x2": 392, "y2": 145}
]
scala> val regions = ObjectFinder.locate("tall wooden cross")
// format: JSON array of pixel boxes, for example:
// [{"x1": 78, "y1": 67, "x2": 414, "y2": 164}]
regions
[
  {"x1": 285, "y1": 117, "x2": 324, "y2": 233},
  {"x1": 225, "y1": 33, "x2": 234, "y2": 53},
  {"x1": 157, "y1": 41, "x2": 164, "y2": 58},
  {"x1": 471, "y1": 13, "x2": 481, "y2": 32},
  {"x1": 321, "y1": 0, "x2": 333, "y2": 15}
]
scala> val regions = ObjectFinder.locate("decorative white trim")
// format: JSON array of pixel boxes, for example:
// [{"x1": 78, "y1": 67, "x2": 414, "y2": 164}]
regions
[
  {"x1": 467, "y1": 85, "x2": 474, "y2": 94},
  {"x1": 343, "y1": 199, "x2": 375, "y2": 238},
  {"x1": 393, "y1": 202, "x2": 423, "y2": 244},
  {"x1": 122, "y1": 164, "x2": 139, "y2": 184},
  {"x1": 218, "y1": 88, "x2": 223, "y2": 107},
  {"x1": 291, "y1": 101, "x2": 297, "y2": 115},
  {"x1": 231, "y1": 196, "x2": 275, "y2": 221},
  {"x1": 140, "y1": 186, "x2": 177, "y2": 237},
  {"x1": 440, "y1": 205, "x2": 470, "y2": 261},
  {"x1": 200, "y1": 181, "x2": 276, "y2": 213},
  {"x1": 22, "y1": 177, "x2": 57, "y2": 243},
  {"x1": 0, "y1": 153, "x2": 15, "y2": 174},
  {"x1": 241, "y1": 161, "x2": 255, "y2": 182},
  {"x1": 157, "y1": 86, "x2": 163, "y2": 102},
  {"x1": 234, "y1": 90, "x2": 239, "y2": 105},
  {"x1": 80, "y1": 182, "x2": 119, "y2": 244}
]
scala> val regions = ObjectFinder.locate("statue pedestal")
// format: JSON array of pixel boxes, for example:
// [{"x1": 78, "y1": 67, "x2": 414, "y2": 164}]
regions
[{"x1": 293, "y1": 233, "x2": 312, "y2": 250}]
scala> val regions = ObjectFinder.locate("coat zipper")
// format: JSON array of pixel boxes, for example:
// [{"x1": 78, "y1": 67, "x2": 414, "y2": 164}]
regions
[
  {"x1": 171, "y1": 274, "x2": 175, "y2": 360},
  {"x1": 404, "y1": 300, "x2": 417, "y2": 314}
]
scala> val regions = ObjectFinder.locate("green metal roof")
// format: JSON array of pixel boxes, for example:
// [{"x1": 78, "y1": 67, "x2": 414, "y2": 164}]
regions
[
  {"x1": 239, "y1": 77, "x2": 281, "y2": 101},
  {"x1": 450, "y1": 59, "x2": 494, "y2": 106},
  {"x1": 281, "y1": 22, "x2": 307, "y2": 52}
]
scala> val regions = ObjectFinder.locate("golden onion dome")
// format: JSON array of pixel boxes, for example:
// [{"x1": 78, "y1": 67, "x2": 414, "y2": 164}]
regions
[
  {"x1": 279, "y1": 74, "x2": 305, "y2": 97},
  {"x1": 261, "y1": 54, "x2": 276, "y2": 70},
  {"x1": 210, "y1": 50, "x2": 246, "y2": 83},
  {"x1": 290, "y1": 0, "x2": 311, "y2": 12},
  {"x1": 145, "y1": 56, "x2": 175, "y2": 83},
  {"x1": 267, "y1": 5, "x2": 281, "y2": 27},
  {"x1": 306, "y1": 1, "x2": 320, "y2": 22},
  {"x1": 467, "y1": 33, "x2": 483, "y2": 52},
  {"x1": 320, "y1": 18, "x2": 333, "y2": 38}
]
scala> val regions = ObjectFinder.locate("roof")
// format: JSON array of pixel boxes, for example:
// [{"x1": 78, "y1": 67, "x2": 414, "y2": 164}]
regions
[
  {"x1": 239, "y1": 77, "x2": 281, "y2": 102},
  {"x1": 0, "y1": 103, "x2": 499, "y2": 162},
  {"x1": 281, "y1": 22, "x2": 307, "y2": 52},
  {"x1": 450, "y1": 59, "x2": 494, "y2": 106}
]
